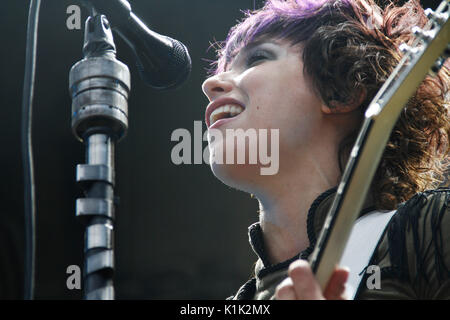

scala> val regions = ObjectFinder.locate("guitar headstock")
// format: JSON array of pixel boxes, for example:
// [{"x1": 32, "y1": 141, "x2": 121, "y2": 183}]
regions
[
  {"x1": 421, "y1": 3, "x2": 450, "y2": 74},
  {"x1": 365, "y1": 0, "x2": 449, "y2": 119},
  {"x1": 425, "y1": 3, "x2": 449, "y2": 26},
  {"x1": 402, "y1": 2, "x2": 449, "y2": 75}
]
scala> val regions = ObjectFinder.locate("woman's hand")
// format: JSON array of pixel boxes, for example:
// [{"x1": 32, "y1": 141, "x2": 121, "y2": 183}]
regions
[{"x1": 275, "y1": 259, "x2": 349, "y2": 300}]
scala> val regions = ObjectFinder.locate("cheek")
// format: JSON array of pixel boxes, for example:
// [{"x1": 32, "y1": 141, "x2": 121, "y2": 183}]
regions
[
  {"x1": 238, "y1": 62, "x2": 322, "y2": 149},
  {"x1": 250, "y1": 87, "x2": 318, "y2": 147}
]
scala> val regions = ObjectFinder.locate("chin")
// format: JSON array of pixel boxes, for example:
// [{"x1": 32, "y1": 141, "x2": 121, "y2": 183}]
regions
[
  {"x1": 209, "y1": 161, "x2": 261, "y2": 194},
  {"x1": 206, "y1": 131, "x2": 280, "y2": 192}
]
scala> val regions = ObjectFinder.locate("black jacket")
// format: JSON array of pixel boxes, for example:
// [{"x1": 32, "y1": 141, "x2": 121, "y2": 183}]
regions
[{"x1": 230, "y1": 187, "x2": 450, "y2": 299}]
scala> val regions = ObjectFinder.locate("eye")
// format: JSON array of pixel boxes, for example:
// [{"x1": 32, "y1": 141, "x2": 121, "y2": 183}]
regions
[{"x1": 246, "y1": 50, "x2": 270, "y2": 67}]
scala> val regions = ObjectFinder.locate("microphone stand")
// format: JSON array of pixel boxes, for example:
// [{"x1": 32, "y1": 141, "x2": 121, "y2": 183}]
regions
[{"x1": 69, "y1": 14, "x2": 130, "y2": 300}]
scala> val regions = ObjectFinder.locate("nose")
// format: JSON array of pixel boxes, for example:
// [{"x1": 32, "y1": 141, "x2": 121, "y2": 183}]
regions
[{"x1": 202, "y1": 73, "x2": 234, "y2": 101}]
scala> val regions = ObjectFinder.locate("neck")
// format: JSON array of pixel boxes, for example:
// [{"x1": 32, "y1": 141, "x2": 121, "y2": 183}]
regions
[{"x1": 255, "y1": 151, "x2": 341, "y2": 265}]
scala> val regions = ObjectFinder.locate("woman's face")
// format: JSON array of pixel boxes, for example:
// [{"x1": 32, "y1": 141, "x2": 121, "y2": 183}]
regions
[{"x1": 202, "y1": 38, "x2": 329, "y2": 191}]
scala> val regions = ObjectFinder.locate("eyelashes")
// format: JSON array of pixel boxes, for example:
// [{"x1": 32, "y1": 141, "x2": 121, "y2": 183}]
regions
[
  {"x1": 224, "y1": 46, "x2": 276, "y2": 71},
  {"x1": 245, "y1": 50, "x2": 271, "y2": 67}
]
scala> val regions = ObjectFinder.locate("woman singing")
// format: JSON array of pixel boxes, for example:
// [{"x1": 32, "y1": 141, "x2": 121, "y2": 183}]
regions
[{"x1": 202, "y1": 0, "x2": 449, "y2": 299}]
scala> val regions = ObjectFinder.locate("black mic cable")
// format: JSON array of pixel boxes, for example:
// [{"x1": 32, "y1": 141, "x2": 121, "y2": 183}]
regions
[{"x1": 21, "y1": 0, "x2": 41, "y2": 300}]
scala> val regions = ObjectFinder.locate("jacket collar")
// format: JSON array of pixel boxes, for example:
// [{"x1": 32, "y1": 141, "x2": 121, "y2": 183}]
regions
[{"x1": 248, "y1": 186, "x2": 376, "y2": 279}]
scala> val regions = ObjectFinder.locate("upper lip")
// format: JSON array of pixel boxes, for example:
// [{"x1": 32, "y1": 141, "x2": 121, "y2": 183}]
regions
[{"x1": 205, "y1": 97, "x2": 245, "y2": 128}]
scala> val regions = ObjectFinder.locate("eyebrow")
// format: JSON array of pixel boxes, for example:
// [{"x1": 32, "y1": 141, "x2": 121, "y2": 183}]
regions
[
  {"x1": 240, "y1": 39, "x2": 280, "y2": 55},
  {"x1": 243, "y1": 39, "x2": 274, "y2": 51}
]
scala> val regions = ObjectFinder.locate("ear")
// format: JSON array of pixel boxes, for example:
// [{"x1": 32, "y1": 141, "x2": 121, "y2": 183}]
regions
[
  {"x1": 321, "y1": 101, "x2": 360, "y2": 114},
  {"x1": 321, "y1": 88, "x2": 366, "y2": 115}
]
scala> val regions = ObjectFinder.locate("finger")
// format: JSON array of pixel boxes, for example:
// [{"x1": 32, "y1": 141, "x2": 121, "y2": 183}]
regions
[
  {"x1": 275, "y1": 277, "x2": 297, "y2": 300},
  {"x1": 323, "y1": 267, "x2": 350, "y2": 300},
  {"x1": 288, "y1": 259, "x2": 324, "y2": 300}
]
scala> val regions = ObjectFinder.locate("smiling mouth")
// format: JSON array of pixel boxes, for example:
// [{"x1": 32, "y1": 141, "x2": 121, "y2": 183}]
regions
[{"x1": 209, "y1": 104, "x2": 245, "y2": 126}]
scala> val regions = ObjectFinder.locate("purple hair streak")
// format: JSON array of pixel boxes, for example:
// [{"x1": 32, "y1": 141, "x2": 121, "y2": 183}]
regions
[{"x1": 214, "y1": 0, "x2": 356, "y2": 74}]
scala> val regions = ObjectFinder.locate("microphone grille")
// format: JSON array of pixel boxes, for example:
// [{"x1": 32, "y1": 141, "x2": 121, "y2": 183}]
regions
[{"x1": 166, "y1": 39, "x2": 192, "y2": 89}]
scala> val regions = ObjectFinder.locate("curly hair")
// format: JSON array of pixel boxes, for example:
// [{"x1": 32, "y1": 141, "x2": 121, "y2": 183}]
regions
[{"x1": 208, "y1": 0, "x2": 450, "y2": 209}]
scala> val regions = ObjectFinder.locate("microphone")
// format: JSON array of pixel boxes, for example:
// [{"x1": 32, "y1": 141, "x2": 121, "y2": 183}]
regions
[{"x1": 82, "y1": 0, "x2": 192, "y2": 90}]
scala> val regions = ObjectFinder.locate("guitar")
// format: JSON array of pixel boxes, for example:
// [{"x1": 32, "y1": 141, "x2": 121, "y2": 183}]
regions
[{"x1": 308, "y1": 0, "x2": 450, "y2": 292}]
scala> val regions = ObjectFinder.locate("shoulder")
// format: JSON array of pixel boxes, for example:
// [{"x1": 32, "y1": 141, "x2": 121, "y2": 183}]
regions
[
  {"x1": 387, "y1": 188, "x2": 449, "y2": 232},
  {"x1": 388, "y1": 188, "x2": 449, "y2": 240},
  {"x1": 357, "y1": 188, "x2": 450, "y2": 299},
  {"x1": 384, "y1": 188, "x2": 450, "y2": 290},
  {"x1": 390, "y1": 187, "x2": 449, "y2": 225},
  {"x1": 398, "y1": 188, "x2": 449, "y2": 212}
]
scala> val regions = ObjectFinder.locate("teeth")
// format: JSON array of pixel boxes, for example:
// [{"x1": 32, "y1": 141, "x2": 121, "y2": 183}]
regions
[{"x1": 210, "y1": 104, "x2": 244, "y2": 125}]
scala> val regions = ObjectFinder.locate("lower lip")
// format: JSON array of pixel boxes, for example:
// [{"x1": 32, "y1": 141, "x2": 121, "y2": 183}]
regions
[{"x1": 209, "y1": 113, "x2": 243, "y2": 129}]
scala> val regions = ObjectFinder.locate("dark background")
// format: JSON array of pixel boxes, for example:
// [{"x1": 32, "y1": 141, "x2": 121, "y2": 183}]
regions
[{"x1": 0, "y1": 0, "x2": 442, "y2": 299}]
